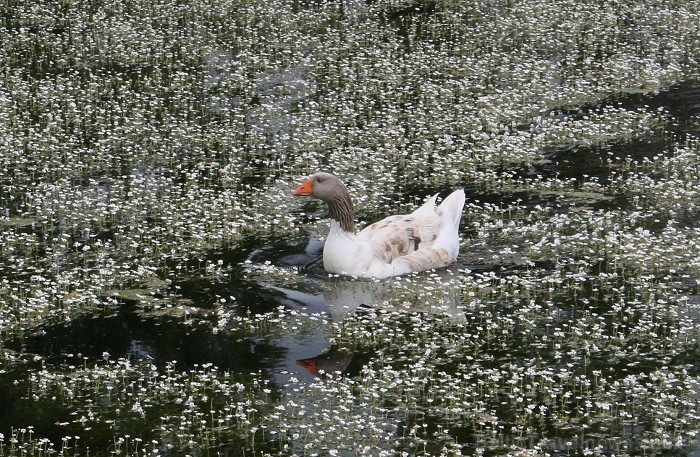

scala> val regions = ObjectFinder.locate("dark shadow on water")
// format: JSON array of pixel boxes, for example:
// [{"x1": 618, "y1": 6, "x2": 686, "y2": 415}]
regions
[
  {"x1": 5, "y1": 311, "x2": 284, "y2": 373},
  {"x1": 0, "y1": 233, "x2": 328, "y2": 444},
  {"x1": 539, "y1": 81, "x2": 700, "y2": 185},
  {"x1": 246, "y1": 232, "x2": 326, "y2": 277},
  {"x1": 0, "y1": 284, "x2": 290, "y2": 450},
  {"x1": 0, "y1": 230, "x2": 375, "y2": 445}
]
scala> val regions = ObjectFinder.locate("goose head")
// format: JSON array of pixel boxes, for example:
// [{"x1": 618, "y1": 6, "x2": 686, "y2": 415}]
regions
[
  {"x1": 292, "y1": 172, "x2": 356, "y2": 232},
  {"x1": 292, "y1": 172, "x2": 348, "y2": 202}
]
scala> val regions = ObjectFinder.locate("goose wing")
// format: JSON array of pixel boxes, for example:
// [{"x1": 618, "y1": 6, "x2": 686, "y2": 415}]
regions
[{"x1": 357, "y1": 197, "x2": 442, "y2": 265}]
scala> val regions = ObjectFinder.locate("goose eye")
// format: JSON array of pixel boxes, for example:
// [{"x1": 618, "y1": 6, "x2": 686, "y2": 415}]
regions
[{"x1": 316, "y1": 177, "x2": 324, "y2": 183}]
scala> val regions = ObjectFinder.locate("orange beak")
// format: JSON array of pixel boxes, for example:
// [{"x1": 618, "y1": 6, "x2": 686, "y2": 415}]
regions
[{"x1": 292, "y1": 178, "x2": 313, "y2": 197}]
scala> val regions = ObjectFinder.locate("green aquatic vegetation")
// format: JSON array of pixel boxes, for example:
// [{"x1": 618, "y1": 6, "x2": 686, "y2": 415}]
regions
[
  {"x1": 17, "y1": 358, "x2": 275, "y2": 455},
  {"x1": 613, "y1": 138, "x2": 700, "y2": 226},
  {"x1": 2, "y1": 0, "x2": 700, "y2": 454},
  {"x1": 322, "y1": 277, "x2": 700, "y2": 455}
]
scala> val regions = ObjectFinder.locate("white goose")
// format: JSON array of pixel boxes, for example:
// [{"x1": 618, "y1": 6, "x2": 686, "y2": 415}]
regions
[{"x1": 292, "y1": 172, "x2": 465, "y2": 278}]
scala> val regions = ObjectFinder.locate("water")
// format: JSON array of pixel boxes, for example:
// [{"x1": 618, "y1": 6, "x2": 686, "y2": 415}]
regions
[{"x1": 2, "y1": 0, "x2": 700, "y2": 455}]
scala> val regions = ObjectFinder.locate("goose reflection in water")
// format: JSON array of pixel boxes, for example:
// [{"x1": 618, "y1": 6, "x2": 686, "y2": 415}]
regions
[
  {"x1": 247, "y1": 232, "x2": 468, "y2": 383},
  {"x1": 297, "y1": 347, "x2": 354, "y2": 378}
]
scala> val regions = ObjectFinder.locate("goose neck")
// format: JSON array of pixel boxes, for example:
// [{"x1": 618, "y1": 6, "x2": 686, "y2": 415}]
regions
[{"x1": 327, "y1": 194, "x2": 355, "y2": 233}]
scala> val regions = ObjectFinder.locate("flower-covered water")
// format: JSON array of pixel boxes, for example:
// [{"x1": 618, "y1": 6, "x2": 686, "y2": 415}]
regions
[{"x1": 1, "y1": 0, "x2": 700, "y2": 455}]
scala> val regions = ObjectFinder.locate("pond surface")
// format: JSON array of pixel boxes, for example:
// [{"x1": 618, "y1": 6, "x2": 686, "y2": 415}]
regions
[{"x1": 2, "y1": 0, "x2": 700, "y2": 455}]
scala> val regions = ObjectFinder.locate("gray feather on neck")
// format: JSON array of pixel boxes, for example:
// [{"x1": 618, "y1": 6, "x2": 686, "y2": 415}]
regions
[{"x1": 327, "y1": 193, "x2": 356, "y2": 232}]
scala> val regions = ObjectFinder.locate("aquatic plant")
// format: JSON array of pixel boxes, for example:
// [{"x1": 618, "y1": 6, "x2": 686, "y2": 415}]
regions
[{"x1": 1, "y1": 0, "x2": 700, "y2": 455}]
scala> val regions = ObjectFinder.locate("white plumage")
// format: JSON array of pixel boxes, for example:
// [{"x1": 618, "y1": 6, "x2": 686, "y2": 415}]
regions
[{"x1": 293, "y1": 172, "x2": 465, "y2": 278}]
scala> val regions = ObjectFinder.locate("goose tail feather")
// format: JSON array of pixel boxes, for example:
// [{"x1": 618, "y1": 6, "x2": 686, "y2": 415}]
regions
[{"x1": 433, "y1": 189, "x2": 466, "y2": 259}]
